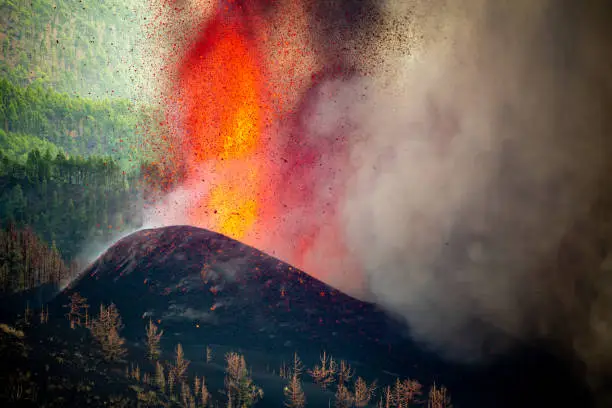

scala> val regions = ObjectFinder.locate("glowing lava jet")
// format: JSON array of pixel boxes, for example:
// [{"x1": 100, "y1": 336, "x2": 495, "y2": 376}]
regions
[
  {"x1": 178, "y1": 11, "x2": 272, "y2": 241},
  {"x1": 171, "y1": 2, "x2": 365, "y2": 297}
]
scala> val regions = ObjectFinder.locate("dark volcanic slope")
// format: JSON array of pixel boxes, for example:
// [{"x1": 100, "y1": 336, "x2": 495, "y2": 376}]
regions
[
  {"x1": 56, "y1": 225, "x2": 592, "y2": 408},
  {"x1": 68, "y1": 226, "x2": 408, "y2": 356}
]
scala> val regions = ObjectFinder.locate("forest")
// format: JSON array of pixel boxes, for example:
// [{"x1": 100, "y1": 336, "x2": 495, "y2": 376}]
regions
[
  {"x1": 0, "y1": 0, "x2": 161, "y2": 292},
  {"x1": 0, "y1": 222, "x2": 71, "y2": 293},
  {"x1": 0, "y1": 0, "x2": 147, "y2": 99},
  {"x1": 0, "y1": 149, "x2": 143, "y2": 265},
  {"x1": 0, "y1": 78, "x2": 144, "y2": 164}
]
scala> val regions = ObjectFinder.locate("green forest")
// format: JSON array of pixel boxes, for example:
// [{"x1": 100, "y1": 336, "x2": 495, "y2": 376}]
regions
[
  {"x1": 0, "y1": 0, "x2": 160, "y2": 293},
  {"x1": 0, "y1": 150, "x2": 143, "y2": 261},
  {"x1": 0, "y1": 78, "x2": 143, "y2": 164},
  {"x1": 0, "y1": 0, "x2": 147, "y2": 99}
]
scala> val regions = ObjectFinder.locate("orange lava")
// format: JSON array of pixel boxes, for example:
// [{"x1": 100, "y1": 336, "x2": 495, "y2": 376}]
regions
[
  {"x1": 178, "y1": 14, "x2": 271, "y2": 241},
  {"x1": 167, "y1": 4, "x2": 367, "y2": 298}
]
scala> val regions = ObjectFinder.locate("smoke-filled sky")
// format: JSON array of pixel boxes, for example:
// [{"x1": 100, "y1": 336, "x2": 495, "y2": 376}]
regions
[{"x1": 141, "y1": 0, "x2": 612, "y2": 398}]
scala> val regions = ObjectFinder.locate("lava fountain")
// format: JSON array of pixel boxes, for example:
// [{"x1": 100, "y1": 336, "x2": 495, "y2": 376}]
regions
[
  {"x1": 177, "y1": 11, "x2": 273, "y2": 241},
  {"x1": 157, "y1": 1, "x2": 365, "y2": 297}
]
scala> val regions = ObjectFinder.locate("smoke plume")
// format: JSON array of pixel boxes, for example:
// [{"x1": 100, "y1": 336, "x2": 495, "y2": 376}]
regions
[{"x1": 303, "y1": 0, "x2": 612, "y2": 398}]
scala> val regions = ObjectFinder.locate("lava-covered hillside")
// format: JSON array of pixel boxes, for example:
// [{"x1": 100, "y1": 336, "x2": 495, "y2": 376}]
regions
[
  {"x1": 40, "y1": 225, "x2": 593, "y2": 408},
  {"x1": 62, "y1": 225, "x2": 417, "y2": 366}
]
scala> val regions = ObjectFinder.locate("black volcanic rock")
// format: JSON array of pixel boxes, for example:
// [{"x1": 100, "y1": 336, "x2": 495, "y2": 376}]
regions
[
  {"x1": 65, "y1": 226, "x2": 417, "y2": 362},
  {"x1": 50, "y1": 225, "x2": 593, "y2": 408}
]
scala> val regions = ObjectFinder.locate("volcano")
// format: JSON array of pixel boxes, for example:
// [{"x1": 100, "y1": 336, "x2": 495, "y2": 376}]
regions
[
  {"x1": 65, "y1": 225, "x2": 411, "y2": 363},
  {"x1": 45, "y1": 225, "x2": 592, "y2": 407}
]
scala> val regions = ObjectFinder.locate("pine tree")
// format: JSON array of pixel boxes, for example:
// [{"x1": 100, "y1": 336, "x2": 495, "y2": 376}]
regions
[
  {"x1": 291, "y1": 352, "x2": 304, "y2": 379},
  {"x1": 427, "y1": 383, "x2": 452, "y2": 408},
  {"x1": 155, "y1": 361, "x2": 165, "y2": 392},
  {"x1": 168, "y1": 369, "x2": 175, "y2": 396},
  {"x1": 379, "y1": 386, "x2": 392, "y2": 408},
  {"x1": 225, "y1": 352, "x2": 243, "y2": 402},
  {"x1": 181, "y1": 381, "x2": 192, "y2": 407},
  {"x1": 225, "y1": 352, "x2": 263, "y2": 407},
  {"x1": 308, "y1": 351, "x2": 337, "y2": 389},
  {"x1": 132, "y1": 364, "x2": 141, "y2": 382},
  {"x1": 284, "y1": 352, "x2": 305, "y2": 408},
  {"x1": 90, "y1": 303, "x2": 126, "y2": 361},
  {"x1": 200, "y1": 377, "x2": 210, "y2": 407},
  {"x1": 391, "y1": 378, "x2": 422, "y2": 408},
  {"x1": 335, "y1": 383, "x2": 353, "y2": 408},
  {"x1": 337, "y1": 360, "x2": 354, "y2": 386},
  {"x1": 105, "y1": 324, "x2": 127, "y2": 361},
  {"x1": 171, "y1": 343, "x2": 189, "y2": 384},
  {"x1": 145, "y1": 319, "x2": 163, "y2": 360},
  {"x1": 227, "y1": 388, "x2": 233, "y2": 408},
  {"x1": 354, "y1": 377, "x2": 377, "y2": 408},
  {"x1": 194, "y1": 376, "x2": 201, "y2": 398},
  {"x1": 284, "y1": 373, "x2": 306, "y2": 408},
  {"x1": 64, "y1": 292, "x2": 88, "y2": 327}
]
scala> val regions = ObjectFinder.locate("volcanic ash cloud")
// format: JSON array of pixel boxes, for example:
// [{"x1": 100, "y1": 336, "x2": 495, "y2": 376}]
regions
[{"x1": 312, "y1": 0, "x2": 612, "y2": 377}]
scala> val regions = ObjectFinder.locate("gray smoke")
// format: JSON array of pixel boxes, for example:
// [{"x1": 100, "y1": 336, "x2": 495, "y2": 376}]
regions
[{"x1": 305, "y1": 0, "x2": 612, "y2": 396}]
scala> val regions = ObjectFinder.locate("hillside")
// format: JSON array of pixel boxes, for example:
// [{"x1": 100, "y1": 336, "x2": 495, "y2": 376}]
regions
[
  {"x1": 0, "y1": 128, "x2": 64, "y2": 162},
  {"x1": 50, "y1": 225, "x2": 592, "y2": 408},
  {"x1": 0, "y1": 0, "x2": 147, "y2": 99},
  {"x1": 0, "y1": 0, "x2": 165, "y2": 267},
  {"x1": 0, "y1": 78, "x2": 148, "y2": 166},
  {"x1": 0, "y1": 225, "x2": 459, "y2": 407},
  {"x1": 0, "y1": 152, "x2": 143, "y2": 262}
]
